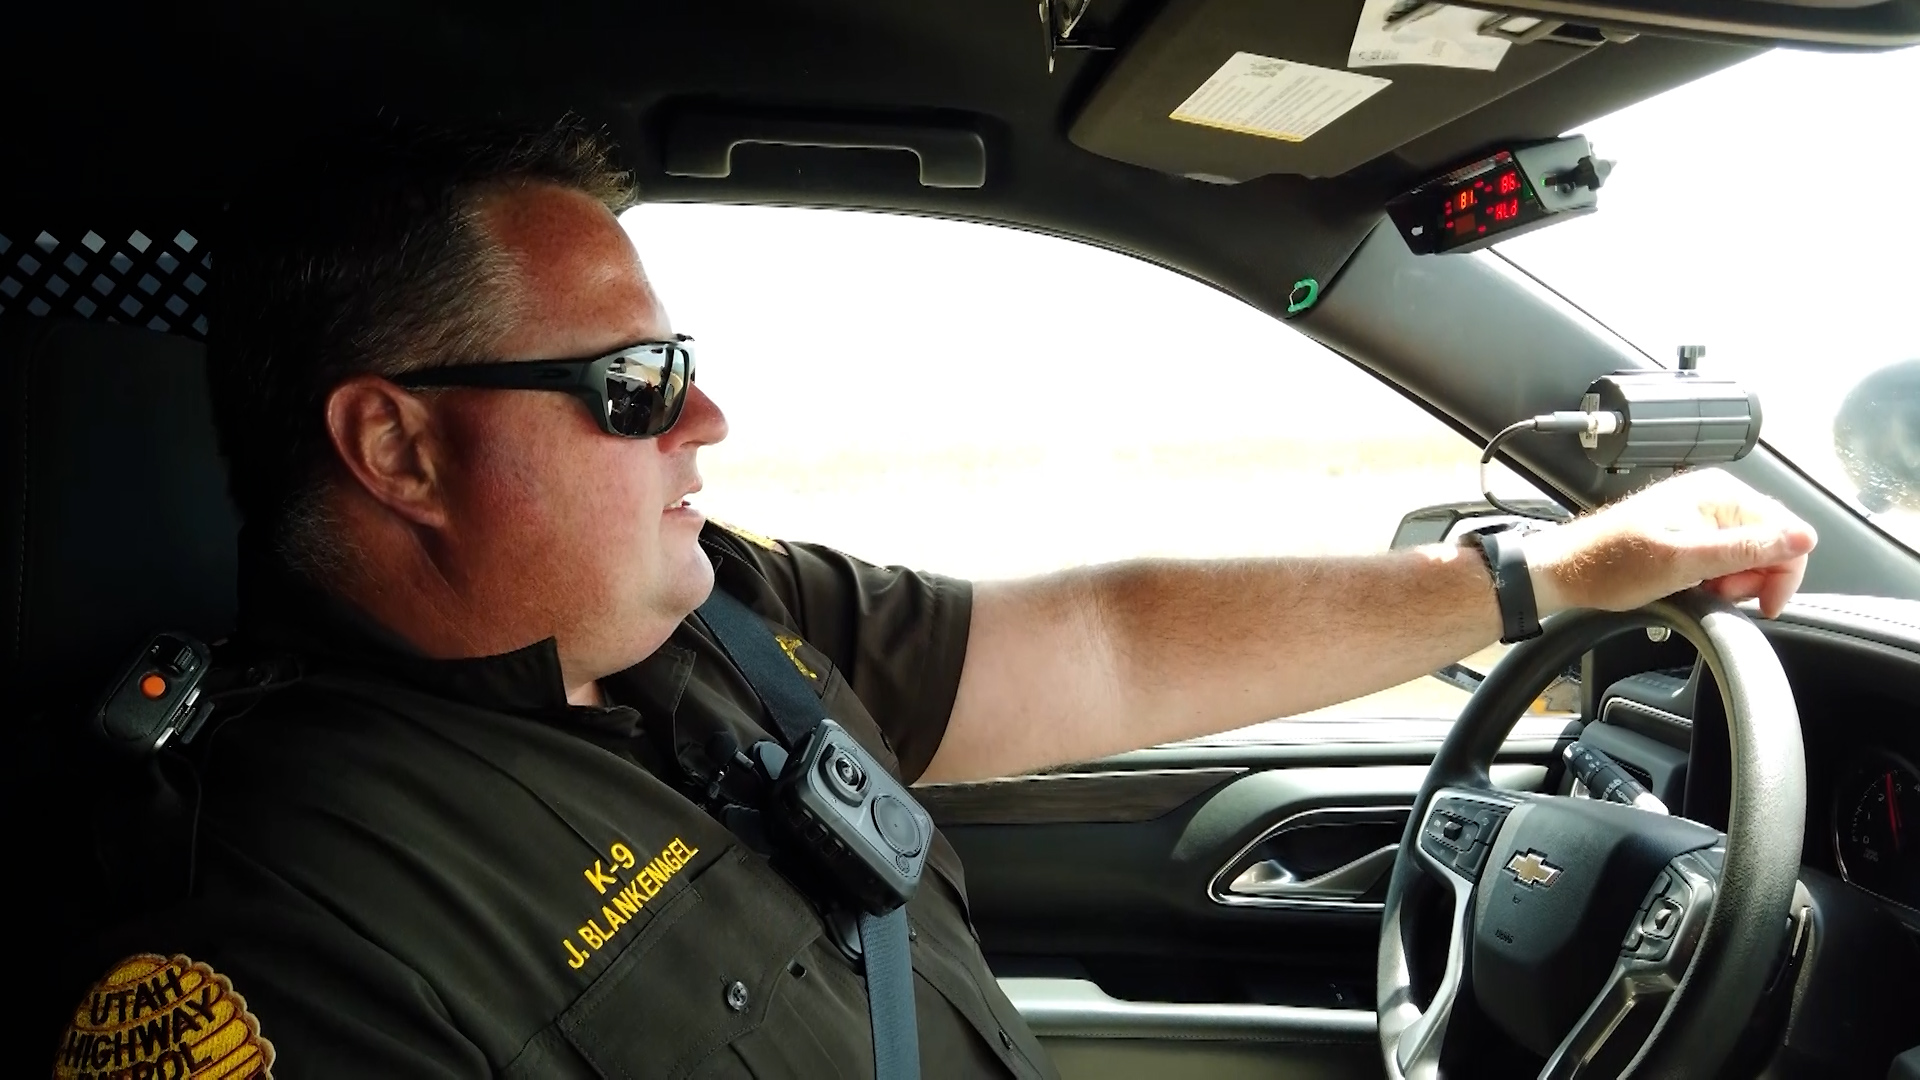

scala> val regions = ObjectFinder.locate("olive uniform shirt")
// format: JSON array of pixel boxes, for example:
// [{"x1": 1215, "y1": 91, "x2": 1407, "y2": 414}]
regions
[{"x1": 49, "y1": 523, "x2": 1060, "y2": 1080}]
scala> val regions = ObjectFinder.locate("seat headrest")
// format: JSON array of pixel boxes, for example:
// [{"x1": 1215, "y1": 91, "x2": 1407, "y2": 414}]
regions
[{"x1": 0, "y1": 317, "x2": 239, "y2": 710}]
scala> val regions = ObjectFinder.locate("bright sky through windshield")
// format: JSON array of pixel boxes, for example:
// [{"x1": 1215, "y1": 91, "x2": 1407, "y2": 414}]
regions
[
  {"x1": 625, "y1": 43, "x2": 1920, "y2": 582},
  {"x1": 1498, "y1": 45, "x2": 1920, "y2": 550}
]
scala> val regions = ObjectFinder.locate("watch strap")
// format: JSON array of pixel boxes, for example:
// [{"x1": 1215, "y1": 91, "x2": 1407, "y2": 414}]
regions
[{"x1": 1463, "y1": 527, "x2": 1542, "y2": 644}]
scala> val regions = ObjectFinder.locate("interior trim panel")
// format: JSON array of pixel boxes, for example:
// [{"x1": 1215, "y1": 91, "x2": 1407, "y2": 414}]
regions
[
  {"x1": 999, "y1": 977, "x2": 1376, "y2": 1043},
  {"x1": 919, "y1": 767, "x2": 1247, "y2": 826}
]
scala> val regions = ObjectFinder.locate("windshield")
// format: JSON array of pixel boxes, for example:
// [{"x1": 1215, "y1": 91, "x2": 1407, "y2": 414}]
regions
[{"x1": 1497, "y1": 46, "x2": 1920, "y2": 554}]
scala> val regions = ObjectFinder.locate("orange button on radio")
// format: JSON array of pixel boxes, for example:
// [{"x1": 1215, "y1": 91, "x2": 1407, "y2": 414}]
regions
[{"x1": 139, "y1": 673, "x2": 168, "y2": 699}]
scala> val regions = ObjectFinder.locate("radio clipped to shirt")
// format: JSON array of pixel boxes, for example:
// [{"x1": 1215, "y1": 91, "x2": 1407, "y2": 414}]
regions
[
  {"x1": 90, "y1": 631, "x2": 216, "y2": 755},
  {"x1": 764, "y1": 718, "x2": 933, "y2": 915},
  {"x1": 715, "y1": 717, "x2": 932, "y2": 915}
]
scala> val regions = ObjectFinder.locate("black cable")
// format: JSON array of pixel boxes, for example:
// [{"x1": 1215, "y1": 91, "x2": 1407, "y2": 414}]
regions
[{"x1": 1480, "y1": 419, "x2": 1572, "y2": 522}]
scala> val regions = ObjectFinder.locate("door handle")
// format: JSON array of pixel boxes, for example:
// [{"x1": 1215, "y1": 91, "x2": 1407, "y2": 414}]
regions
[
  {"x1": 1208, "y1": 805, "x2": 1411, "y2": 911},
  {"x1": 1225, "y1": 844, "x2": 1399, "y2": 900}
]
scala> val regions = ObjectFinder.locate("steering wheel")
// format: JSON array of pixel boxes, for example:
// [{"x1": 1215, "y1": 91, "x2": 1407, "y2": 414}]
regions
[{"x1": 1376, "y1": 590, "x2": 1806, "y2": 1079}]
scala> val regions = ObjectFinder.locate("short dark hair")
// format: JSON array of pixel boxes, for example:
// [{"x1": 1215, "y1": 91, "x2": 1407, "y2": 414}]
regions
[{"x1": 208, "y1": 115, "x2": 638, "y2": 577}]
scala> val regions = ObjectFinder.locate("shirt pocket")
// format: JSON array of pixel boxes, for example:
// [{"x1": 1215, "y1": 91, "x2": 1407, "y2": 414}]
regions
[{"x1": 558, "y1": 847, "x2": 824, "y2": 1080}]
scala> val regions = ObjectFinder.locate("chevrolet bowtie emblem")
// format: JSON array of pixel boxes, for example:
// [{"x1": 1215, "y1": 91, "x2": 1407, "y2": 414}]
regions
[{"x1": 1505, "y1": 850, "x2": 1562, "y2": 888}]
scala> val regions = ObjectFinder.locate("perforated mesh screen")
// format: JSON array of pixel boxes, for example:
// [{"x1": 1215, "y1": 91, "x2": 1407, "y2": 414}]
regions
[{"x1": 0, "y1": 228, "x2": 210, "y2": 339}]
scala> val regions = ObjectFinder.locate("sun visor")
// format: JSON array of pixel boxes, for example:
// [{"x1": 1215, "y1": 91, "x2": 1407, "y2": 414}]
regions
[{"x1": 1070, "y1": 0, "x2": 1599, "y2": 181}]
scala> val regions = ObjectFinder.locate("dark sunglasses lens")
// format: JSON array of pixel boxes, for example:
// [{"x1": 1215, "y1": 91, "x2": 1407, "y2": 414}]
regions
[{"x1": 603, "y1": 344, "x2": 690, "y2": 437}]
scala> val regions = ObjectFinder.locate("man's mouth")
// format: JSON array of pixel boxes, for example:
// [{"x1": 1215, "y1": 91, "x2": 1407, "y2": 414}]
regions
[{"x1": 667, "y1": 483, "x2": 703, "y2": 513}]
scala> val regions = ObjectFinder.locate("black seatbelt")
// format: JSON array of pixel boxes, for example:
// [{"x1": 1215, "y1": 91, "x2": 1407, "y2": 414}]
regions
[
  {"x1": 695, "y1": 593, "x2": 822, "y2": 751},
  {"x1": 697, "y1": 590, "x2": 921, "y2": 1080}
]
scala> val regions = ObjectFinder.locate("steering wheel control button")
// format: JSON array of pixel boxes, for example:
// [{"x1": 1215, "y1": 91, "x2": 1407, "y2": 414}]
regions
[
  {"x1": 1632, "y1": 935, "x2": 1673, "y2": 962},
  {"x1": 1641, "y1": 898, "x2": 1683, "y2": 938},
  {"x1": 1454, "y1": 842, "x2": 1492, "y2": 877},
  {"x1": 1418, "y1": 797, "x2": 1513, "y2": 883}
]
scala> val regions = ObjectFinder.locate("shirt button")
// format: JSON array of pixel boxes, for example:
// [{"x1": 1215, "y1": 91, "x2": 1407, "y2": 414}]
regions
[
  {"x1": 908, "y1": 927, "x2": 918, "y2": 943},
  {"x1": 725, "y1": 981, "x2": 750, "y2": 1013},
  {"x1": 998, "y1": 1029, "x2": 1014, "y2": 1050}
]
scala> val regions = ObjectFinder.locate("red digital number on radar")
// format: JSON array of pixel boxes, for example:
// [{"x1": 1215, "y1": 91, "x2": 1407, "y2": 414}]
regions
[
  {"x1": 1490, "y1": 198, "x2": 1520, "y2": 222},
  {"x1": 1457, "y1": 189, "x2": 1476, "y2": 211},
  {"x1": 1497, "y1": 171, "x2": 1520, "y2": 195}
]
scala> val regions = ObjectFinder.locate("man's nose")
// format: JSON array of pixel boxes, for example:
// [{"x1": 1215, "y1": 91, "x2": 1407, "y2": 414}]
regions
[{"x1": 664, "y1": 382, "x2": 727, "y2": 449}]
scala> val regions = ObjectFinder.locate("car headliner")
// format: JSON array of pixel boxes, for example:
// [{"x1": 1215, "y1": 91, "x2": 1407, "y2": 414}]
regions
[{"x1": 8, "y1": 0, "x2": 1766, "y2": 319}]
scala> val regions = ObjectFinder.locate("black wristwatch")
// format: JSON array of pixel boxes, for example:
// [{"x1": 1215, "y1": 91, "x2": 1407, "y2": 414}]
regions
[{"x1": 1460, "y1": 526, "x2": 1542, "y2": 644}]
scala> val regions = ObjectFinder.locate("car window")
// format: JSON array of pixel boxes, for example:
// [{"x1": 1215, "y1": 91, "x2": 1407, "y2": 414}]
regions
[
  {"x1": 1497, "y1": 46, "x2": 1920, "y2": 556},
  {"x1": 624, "y1": 204, "x2": 1557, "y2": 723}
]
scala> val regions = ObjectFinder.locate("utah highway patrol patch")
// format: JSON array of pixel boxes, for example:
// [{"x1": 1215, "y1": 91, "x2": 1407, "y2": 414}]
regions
[{"x1": 54, "y1": 953, "x2": 275, "y2": 1079}]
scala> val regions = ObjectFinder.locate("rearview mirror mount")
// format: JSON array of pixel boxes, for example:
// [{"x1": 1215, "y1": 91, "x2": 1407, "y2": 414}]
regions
[{"x1": 1388, "y1": 498, "x2": 1570, "y2": 552}]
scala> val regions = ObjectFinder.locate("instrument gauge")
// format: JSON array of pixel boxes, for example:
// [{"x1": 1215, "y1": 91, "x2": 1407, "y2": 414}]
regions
[{"x1": 1833, "y1": 750, "x2": 1920, "y2": 908}]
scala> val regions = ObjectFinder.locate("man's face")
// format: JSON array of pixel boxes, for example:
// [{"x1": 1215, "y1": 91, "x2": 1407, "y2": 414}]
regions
[{"x1": 427, "y1": 183, "x2": 727, "y2": 683}]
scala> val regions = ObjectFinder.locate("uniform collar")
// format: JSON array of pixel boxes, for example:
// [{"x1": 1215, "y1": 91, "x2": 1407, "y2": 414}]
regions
[{"x1": 235, "y1": 533, "x2": 622, "y2": 723}]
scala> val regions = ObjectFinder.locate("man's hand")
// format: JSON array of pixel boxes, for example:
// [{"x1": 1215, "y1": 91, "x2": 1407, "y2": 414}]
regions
[{"x1": 1522, "y1": 468, "x2": 1818, "y2": 620}]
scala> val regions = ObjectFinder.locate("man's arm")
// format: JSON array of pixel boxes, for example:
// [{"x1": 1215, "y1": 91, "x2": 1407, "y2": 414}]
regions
[{"x1": 923, "y1": 468, "x2": 1816, "y2": 784}]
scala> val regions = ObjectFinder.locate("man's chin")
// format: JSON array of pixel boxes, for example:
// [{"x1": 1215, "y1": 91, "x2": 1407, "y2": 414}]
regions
[
  {"x1": 668, "y1": 542, "x2": 717, "y2": 612},
  {"x1": 595, "y1": 554, "x2": 718, "y2": 675}
]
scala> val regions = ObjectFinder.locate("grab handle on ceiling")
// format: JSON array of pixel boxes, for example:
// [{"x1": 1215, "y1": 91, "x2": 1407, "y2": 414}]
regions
[{"x1": 662, "y1": 109, "x2": 987, "y2": 189}]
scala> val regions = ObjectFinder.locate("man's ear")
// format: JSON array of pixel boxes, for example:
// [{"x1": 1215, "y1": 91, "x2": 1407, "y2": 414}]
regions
[{"x1": 323, "y1": 375, "x2": 451, "y2": 529}]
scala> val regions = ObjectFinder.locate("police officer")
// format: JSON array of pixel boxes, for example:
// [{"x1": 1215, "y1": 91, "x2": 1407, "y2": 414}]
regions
[{"x1": 49, "y1": 119, "x2": 1816, "y2": 1079}]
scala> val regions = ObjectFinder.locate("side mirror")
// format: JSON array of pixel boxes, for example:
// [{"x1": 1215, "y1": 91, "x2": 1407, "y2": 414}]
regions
[
  {"x1": 1390, "y1": 499, "x2": 1575, "y2": 705},
  {"x1": 1388, "y1": 498, "x2": 1569, "y2": 552}
]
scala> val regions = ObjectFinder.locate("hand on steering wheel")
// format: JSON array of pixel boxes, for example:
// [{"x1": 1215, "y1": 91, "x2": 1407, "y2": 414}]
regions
[{"x1": 1521, "y1": 468, "x2": 1817, "y2": 620}]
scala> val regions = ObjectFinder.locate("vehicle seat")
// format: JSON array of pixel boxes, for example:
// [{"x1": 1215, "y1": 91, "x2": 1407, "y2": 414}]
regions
[
  {"x1": 0, "y1": 312, "x2": 239, "y2": 1046},
  {"x1": 0, "y1": 315, "x2": 240, "y2": 709}
]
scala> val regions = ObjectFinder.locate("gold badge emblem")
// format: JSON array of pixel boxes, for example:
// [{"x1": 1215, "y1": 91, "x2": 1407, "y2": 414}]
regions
[
  {"x1": 774, "y1": 635, "x2": 819, "y2": 681},
  {"x1": 54, "y1": 953, "x2": 275, "y2": 1079},
  {"x1": 715, "y1": 520, "x2": 784, "y2": 553}
]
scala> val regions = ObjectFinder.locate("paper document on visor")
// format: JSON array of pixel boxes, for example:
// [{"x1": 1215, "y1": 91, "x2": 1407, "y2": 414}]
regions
[
  {"x1": 1170, "y1": 53, "x2": 1389, "y2": 143},
  {"x1": 1349, "y1": 0, "x2": 1512, "y2": 71}
]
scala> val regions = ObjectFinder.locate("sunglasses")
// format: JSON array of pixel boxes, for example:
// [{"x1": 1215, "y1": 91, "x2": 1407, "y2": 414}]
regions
[{"x1": 394, "y1": 335, "x2": 696, "y2": 439}]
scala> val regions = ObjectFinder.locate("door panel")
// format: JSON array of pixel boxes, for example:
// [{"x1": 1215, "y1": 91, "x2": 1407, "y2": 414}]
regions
[
  {"x1": 1000, "y1": 977, "x2": 1378, "y2": 1080},
  {"x1": 938, "y1": 718, "x2": 1571, "y2": 1080}
]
